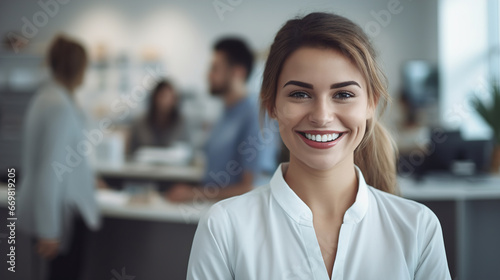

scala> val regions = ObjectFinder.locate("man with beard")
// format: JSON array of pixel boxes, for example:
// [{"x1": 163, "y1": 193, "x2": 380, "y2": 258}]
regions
[{"x1": 166, "y1": 38, "x2": 264, "y2": 202}]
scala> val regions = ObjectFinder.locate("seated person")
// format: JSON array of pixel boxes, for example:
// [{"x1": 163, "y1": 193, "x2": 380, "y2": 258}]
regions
[
  {"x1": 166, "y1": 38, "x2": 265, "y2": 202},
  {"x1": 127, "y1": 80, "x2": 188, "y2": 155}
]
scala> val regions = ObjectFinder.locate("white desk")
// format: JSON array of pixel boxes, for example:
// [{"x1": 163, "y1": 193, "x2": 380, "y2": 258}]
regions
[
  {"x1": 0, "y1": 184, "x2": 208, "y2": 280},
  {"x1": 95, "y1": 189, "x2": 213, "y2": 224},
  {"x1": 399, "y1": 175, "x2": 500, "y2": 200},
  {"x1": 94, "y1": 161, "x2": 204, "y2": 182},
  {"x1": 398, "y1": 175, "x2": 500, "y2": 280}
]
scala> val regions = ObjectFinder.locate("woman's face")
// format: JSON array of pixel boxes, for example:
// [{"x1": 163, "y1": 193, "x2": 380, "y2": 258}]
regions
[
  {"x1": 156, "y1": 87, "x2": 176, "y2": 114},
  {"x1": 274, "y1": 47, "x2": 374, "y2": 171}
]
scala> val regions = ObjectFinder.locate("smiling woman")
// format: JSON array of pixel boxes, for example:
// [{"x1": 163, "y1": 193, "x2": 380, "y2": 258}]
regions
[
  {"x1": 187, "y1": 12, "x2": 451, "y2": 280},
  {"x1": 274, "y1": 47, "x2": 376, "y2": 179},
  {"x1": 261, "y1": 18, "x2": 397, "y2": 194}
]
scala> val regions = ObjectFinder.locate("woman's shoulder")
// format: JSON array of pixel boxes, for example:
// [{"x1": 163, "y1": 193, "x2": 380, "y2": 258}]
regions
[
  {"x1": 212, "y1": 184, "x2": 270, "y2": 211},
  {"x1": 27, "y1": 82, "x2": 73, "y2": 120},
  {"x1": 200, "y1": 185, "x2": 272, "y2": 227},
  {"x1": 367, "y1": 186, "x2": 440, "y2": 226}
]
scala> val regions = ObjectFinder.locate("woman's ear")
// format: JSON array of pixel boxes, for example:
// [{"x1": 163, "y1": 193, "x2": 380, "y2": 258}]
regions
[
  {"x1": 366, "y1": 104, "x2": 375, "y2": 119},
  {"x1": 232, "y1": 65, "x2": 247, "y2": 82},
  {"x1": 269, "y1": 107, "x2": 278, "y2": 120},
  {"x1": 366, "y1": 95, "x2": 379, "y2": 119}
]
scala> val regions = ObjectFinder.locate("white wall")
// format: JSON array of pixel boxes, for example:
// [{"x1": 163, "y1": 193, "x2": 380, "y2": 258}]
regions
[{"x1": 0, "y1": 0, "x2": 438, "y2": 94}]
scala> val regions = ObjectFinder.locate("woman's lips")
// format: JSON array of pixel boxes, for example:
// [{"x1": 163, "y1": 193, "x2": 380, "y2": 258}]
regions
[{"x1": 295, "y1": 130, "x2": 346, "y2": 149}]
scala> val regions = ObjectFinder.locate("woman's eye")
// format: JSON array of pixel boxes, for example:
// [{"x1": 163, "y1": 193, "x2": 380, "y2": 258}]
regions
[
  {"x1": 334, "y1": 91, "x2": 354, "y2": 100},
  {"x1": 289, "y1": 91, "x2": 310, "y2": 99}
]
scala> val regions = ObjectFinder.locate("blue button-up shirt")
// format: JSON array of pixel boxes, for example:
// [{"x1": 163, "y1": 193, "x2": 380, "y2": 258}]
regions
[{"x1": 202, "y1": 96, "x2": 266, "y2": 188}]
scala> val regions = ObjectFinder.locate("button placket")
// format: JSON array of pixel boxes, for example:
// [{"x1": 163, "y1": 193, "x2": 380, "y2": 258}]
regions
[
  {"x1": 330, "y1": 223, "x2": 353, "y2": 279},
  {"x1": 299, "y1": 215, "x2": 331, "y2": 280}
]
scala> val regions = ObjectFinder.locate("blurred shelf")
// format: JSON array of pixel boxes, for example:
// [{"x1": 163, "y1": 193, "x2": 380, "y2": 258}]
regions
[{"x1": 94, "y1": 161, "x2": 204, "y2": 182}]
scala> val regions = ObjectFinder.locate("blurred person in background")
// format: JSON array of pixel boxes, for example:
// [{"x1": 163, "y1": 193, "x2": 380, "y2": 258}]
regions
[
  {"x1": 127, "y1": 79, "x2": 188, "y2": 156},
  {"x1": 17, "y1": 35, "x2": 101, "y2": 280},
  {"x1": 166, "y1": 37, "x2": 263, "y2": 202}
]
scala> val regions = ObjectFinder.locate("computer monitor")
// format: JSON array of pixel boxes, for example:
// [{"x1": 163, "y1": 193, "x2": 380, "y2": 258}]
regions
[{"x1": 422, "y1": 130, "x2": 493, "y2": 175}]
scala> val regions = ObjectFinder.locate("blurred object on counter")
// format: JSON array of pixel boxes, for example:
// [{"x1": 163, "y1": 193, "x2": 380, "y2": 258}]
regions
[{"x1": 133, "y1": 142, "x2": 193, "y2": 165}]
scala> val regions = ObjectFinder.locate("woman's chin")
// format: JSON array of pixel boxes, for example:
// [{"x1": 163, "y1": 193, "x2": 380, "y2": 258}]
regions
[{"x1": 296, "y1": 154, "x2": 344, "y2": 172}]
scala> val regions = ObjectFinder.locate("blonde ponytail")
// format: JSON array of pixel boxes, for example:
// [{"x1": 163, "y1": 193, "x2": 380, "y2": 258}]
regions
[{"x1": 354, "y1": 120, "x2": 398, "y2": 194}]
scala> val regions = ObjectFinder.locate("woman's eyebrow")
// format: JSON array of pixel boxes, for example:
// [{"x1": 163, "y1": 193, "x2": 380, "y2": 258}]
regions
[
  {"x1": 283, "y1": 80, "x2": 313, "y2": 89},
  {"x1": 331, "y1": 81, "x2": 361, "y2": 89},
  {"x1": 283, "y1": 80, "x2": 361, "y2": 89}
]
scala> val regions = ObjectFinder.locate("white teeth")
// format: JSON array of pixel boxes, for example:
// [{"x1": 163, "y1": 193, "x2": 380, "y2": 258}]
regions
[{"x1": 304, "y1": 132, "x2": 342, "y2": 142}]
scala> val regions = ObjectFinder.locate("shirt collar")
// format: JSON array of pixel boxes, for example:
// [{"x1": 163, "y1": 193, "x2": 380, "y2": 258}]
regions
[{"x1": 270, "y1": 163, "x2": 369, "y2": 225}]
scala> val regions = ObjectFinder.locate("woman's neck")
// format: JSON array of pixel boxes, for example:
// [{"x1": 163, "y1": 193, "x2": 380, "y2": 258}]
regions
[
  {"x1": 54, "y1": 77, "x2": 75, "y2": 94},
  {"x1": 283, "y1": 155, "x2": 358, "y2": 218}
]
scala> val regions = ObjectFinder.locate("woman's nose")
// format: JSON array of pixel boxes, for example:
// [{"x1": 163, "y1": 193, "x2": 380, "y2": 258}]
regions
[{"x1": 308, "y1": 98, "x2": 334, "y2": 126}]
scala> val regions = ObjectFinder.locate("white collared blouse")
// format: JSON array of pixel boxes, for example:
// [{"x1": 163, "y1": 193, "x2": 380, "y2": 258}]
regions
[{"x1": 187, "y1": 163, "x2": 451, "y2": 280}]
